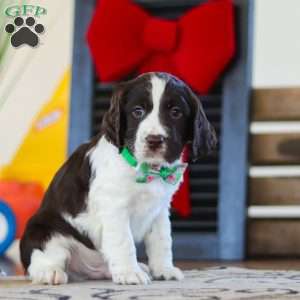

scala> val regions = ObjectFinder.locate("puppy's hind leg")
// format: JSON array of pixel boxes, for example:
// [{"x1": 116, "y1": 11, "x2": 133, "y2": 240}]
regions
[
  {"x1": 68, "y1": 240, "x2": 111, "y2": 280},
  {"x1": 68, "y1": 242, "x2": 150, "y2": 281},
  {"x1": 27, "y1": 234, "x2": 72, "y2": 285}
]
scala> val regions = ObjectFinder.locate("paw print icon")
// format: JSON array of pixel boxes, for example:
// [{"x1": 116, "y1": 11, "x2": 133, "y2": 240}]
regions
[{"x1": 5, "y1": 16, "x2": 44, "y2": 48}]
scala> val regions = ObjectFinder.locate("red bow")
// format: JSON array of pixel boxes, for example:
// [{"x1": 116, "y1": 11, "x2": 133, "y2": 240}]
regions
[{"x1": 87, "y1": 0, "x2": 235, "y2": 94}]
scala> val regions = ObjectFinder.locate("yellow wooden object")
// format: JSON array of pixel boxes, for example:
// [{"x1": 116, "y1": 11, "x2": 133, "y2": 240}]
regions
[{"x1": 0, "y1": 69, "x2": 70, "y2": 189}]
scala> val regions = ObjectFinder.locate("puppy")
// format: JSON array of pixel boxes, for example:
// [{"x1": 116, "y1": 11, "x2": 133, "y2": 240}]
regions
[{"x1": 20, "y1": 72, "x2": 217, "y2": 285}]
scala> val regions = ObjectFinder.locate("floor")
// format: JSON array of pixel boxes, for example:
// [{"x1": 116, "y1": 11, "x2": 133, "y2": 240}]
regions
[{"x1": 3, "y1": 267, "x2": 300, "y2": 300}]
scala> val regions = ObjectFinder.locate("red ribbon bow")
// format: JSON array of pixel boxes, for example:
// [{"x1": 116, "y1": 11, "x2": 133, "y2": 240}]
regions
[{"x1": 87, "y1": 0, "x2": 235, "y2": 94}]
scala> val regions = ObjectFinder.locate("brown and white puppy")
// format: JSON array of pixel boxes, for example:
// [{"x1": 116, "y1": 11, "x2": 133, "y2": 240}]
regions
[{"x1": 20, "y1": 72, "x2": 217, "y2": 285}]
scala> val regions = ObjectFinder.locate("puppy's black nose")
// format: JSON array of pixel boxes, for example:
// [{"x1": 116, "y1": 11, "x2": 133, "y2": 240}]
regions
[{"x1": 146, "y1": 134, "x2": 165, "y2": 150}]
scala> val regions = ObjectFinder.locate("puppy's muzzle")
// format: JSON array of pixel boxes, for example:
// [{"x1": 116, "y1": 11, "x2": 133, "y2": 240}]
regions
[{"x1": 145, "y1": 134, "x2": 166, "y2": 151}]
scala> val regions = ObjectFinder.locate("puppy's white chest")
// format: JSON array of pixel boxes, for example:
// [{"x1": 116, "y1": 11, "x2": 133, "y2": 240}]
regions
[
  {"x1": 128, "y1": 182, "x2": 169, "y2": 242},
  {"x1": 86, "y1": 137, "x2": 179, "y2": 243}
]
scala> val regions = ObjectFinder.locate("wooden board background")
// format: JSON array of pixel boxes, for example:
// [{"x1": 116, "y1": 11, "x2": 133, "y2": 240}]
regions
[
  {"x1": 248, "y1": 220, "x2": 300, "y2": 256},
  {"x1": 251, "y1": 134, "x2": 300, "y2": 164},
  {"x1": 252, "y1": 88, "x2": 300, "y2": 121},
  {"x1": 249, "y1": 88, "x2": 300, "y2": 257},
  {"x1": 249, "y1": 177, "x2": 300, "y2": 205}
]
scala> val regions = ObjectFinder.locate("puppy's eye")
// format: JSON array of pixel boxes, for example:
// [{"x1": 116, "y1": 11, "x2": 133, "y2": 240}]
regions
[
  {"x1": 170, "y1": 106, "x2": 183, "y2": 119},
  {"x1": 132, "y1": 106, "x2": 145, "y2": 119}
]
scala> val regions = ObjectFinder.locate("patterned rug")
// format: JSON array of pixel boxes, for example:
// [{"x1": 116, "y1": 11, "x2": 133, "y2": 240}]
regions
[{"x1": 1, "y1": 267, "x2": 300, "y2": 300}]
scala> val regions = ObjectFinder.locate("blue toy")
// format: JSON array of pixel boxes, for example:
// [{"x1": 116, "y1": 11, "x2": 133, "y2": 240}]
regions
[{"x1": 0, "y1": 200, "x2": 16, "y2": 256}]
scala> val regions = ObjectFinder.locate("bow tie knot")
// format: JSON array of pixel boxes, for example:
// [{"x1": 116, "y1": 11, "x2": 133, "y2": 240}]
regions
[
  {"x1": 120, "y1": 147, "x2": 186, "y2": 185},
  {"x1": 143, "y1": 18, "x2": 178, "y2": 52},
  {"x1": 136, "y1": 162, "x2": 187, "y2": 185}
]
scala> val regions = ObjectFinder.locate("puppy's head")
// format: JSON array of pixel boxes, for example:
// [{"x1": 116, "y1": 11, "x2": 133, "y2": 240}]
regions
[{"x1": 102, "y1": 72, "x2": 217, "y2": 164}]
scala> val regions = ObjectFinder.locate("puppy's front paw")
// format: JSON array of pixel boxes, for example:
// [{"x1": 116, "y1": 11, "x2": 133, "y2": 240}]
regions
[
  {"x1": 112, "y1": 266, "x2": 151, "y2": 285},
  {"x1": 30, "y1": 267, "x2": 68, "y2": 285},
  {"x1": 150, "y1": 266, "x2": 184, "y2": 281}
]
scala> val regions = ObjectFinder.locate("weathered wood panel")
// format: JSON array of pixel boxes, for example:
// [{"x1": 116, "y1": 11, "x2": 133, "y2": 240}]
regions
[
  {"x1": 251, "y1": 134, "x2": 300, "y2": 164},
  {"x1": 248, "y1": 220, "x2": 300, "y2": 256},
  {"x1": 250, "y1": 178, "x2": 300, "y2": 205},
  {"x1": 252, "y1": 88, "x2": 300, "y2": 121}
]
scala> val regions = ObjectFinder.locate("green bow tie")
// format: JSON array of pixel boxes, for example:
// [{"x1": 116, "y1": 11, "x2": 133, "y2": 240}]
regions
[{"x1": 121, "y1": 147, "x2": 187, "y2": 185}]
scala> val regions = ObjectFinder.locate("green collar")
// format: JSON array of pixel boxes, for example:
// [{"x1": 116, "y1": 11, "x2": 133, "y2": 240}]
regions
[
  {"x1": 121, "y1": 147, "x2": 138, "y2": 168},
  {"x1": 121, "y1": 147, "x2": 187, "y2": 185}
]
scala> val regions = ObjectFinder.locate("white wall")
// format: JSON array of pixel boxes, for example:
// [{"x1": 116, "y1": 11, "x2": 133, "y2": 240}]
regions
[
  {"x1": 0, "y1": 0, "x2": 74, "y2": 166},
  {"x1": 253, "y1": 0, "x2": 300, "y2": 87}
]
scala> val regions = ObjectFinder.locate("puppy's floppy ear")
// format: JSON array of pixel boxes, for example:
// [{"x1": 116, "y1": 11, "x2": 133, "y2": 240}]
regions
[
  {"x1": 186, "y1": 87, "x2": 218, "y2": 161},
  {"x1": 101, "y1": 84, "x2": 126, "y2": 150}
]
